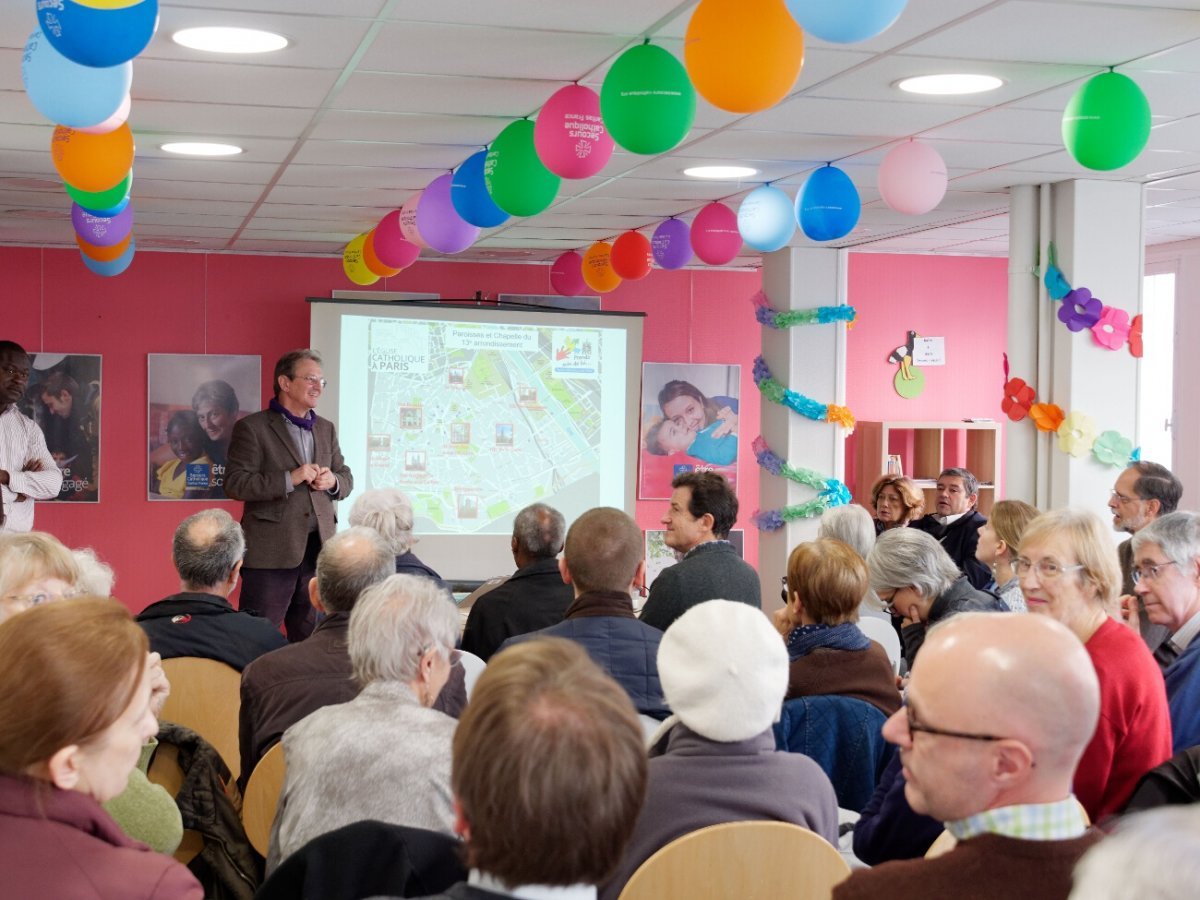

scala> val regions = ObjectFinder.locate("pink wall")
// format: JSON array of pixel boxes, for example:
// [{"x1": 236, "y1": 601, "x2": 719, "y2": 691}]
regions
[
  {"x1": 5, "y1": 246, "x2": 760, "y2": 612},
  {"x1": 843, "y1": 253, "x2": 1008, "y2": 499}
]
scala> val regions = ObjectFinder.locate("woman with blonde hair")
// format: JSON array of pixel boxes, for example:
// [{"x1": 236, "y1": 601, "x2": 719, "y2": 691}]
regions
[
  {"x1": 869, "y1": 475, "x2": 925, "y2": 534},
  {"x1": 975, "y1": 499, "x2": 1040, "y2": 611},
  {"x1": 1018, "y1": 508, "x2": 1172, "y2": 819},
  {"x1": 0, "y1": 598, "x2": 202, "y2": 898},
  {"x1": 0, "y1": 531, "x2": 80, "y2": 624}
]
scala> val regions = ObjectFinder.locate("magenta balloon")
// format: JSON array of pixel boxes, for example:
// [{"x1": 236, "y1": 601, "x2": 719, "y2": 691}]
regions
[
  {"x1": 373, "y1": 210, "x2": 421, "y2": 268},
  {"x1": 416, "y1": 173, "x2": 480, "y2": 254},
  {"x1": 690, "y1": 201, "x2": 742, "y2": 265},
  {"x1": 70, "y1": 201, "x2": 133, "y2": 247},
  {"x1": 550, "y1": 251, "x2": 587, "y2": 296},
  {"x1": 652, "y1": 218, "x2": 692, "y2": 269},
  {"x1": 534, "y1": 84, "x2": 615, "y2": 179}
]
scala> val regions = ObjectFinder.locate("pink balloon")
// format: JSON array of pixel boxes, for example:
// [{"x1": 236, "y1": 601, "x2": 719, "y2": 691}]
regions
[
  {"x1": 690, "y1": 202, "x2": 742, "y2": 265},
  {"x1": 76, "y1": 93, "x2": 130, "y2": 135},
  {"x1": 399, "y1": 192, "x2": 429, "y2": 249},
  {"x1": 373, "y1": 210, "x2": 421, "y2": 269},
  {"x1": 416, "y1": 173, "x2": 480, "y2": 254},
  {"x1": 550, "y1": 251, "x2": 587, "y2": 296},
  {"x1": 878, "y1": 140, "x2": 948, "y2": 215},
  {"x1": 534, "y1": 84, "x2": 614, "y2": 179}
]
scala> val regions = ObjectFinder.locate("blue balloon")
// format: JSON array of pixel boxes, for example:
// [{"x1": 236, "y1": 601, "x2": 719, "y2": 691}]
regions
[
  {"x1": 78, "y1": 196, "x2": 130, "y2": 219},
  {"x1": 451, "y1": 150, "x2": 510, "y2": 228},
  {"x1": 797, "y1": 166, "x2": 861, "y2": 242},
  {"x1": 21, "y1": 29, "x2": 131, "y2": 128},
  {"x1": 39, "y1": 0, "x2": 159, "y2": 69},
  {"x1": 81, "y1": 239, "x2": 135, "y2": 277},
  {"x1": 737, "y1": 185, "x2": 796, "y2": 252},
  {"x1": 785, "y1": 0, "x2": 907, "y2": 44}
]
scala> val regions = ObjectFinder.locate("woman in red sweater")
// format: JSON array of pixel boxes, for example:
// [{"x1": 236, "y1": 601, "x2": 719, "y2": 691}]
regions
[{"x1": 1018, "y1": 509, "x2": 1172, "y2": 820}]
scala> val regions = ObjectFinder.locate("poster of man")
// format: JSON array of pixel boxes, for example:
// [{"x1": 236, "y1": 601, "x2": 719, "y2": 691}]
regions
[
  {"x1": 639, "y1": 362, "x2": 740, "y2": 500},
  {"x1": 17, "y1": 353, "x2": 101, "y2": 502},
  {"x1": 147, "y1": 354, "x2": 260, "y2": 500}
]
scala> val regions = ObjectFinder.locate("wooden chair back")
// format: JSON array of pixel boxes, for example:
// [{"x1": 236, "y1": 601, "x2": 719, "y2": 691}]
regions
[
  {"x1": 618, "y1": 820, "x2": 851, "y2": 900},
  {"x1": 242, "y1": 741, "x2": 287, "y2": 856},
  {"x1": 159, "y1": 656, "x2": 243, "y2": 782}
]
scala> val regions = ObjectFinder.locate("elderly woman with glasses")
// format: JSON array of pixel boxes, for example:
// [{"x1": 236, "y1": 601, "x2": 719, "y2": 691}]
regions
[
  {"x1": 267, "y1": 573, "x2": 462, "y2": 872},
  {"x1": 1018, "y1": 509, "x2": 1172, "y2": 820},
  {"x1": 866, "y1": 528, "x2": 1006, "y2": 666},
  {"x1": 869, "y1": 475, "x2": 925, "y2": 535},
  {"x1": 1128, "y1": 511, "x2": 1200, "y2": 752}
]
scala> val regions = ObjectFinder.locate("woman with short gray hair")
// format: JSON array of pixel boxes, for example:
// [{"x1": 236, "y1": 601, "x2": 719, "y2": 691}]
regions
[
  {"x1": 349, "y1": 488, "x2": 449, "y2": 592},
  {"x1": 868, "y1": 528, "x2": 1005, "y2": 664},
  {"x1": 267, "y1": 573, "x2": 462, "y2": 871}
]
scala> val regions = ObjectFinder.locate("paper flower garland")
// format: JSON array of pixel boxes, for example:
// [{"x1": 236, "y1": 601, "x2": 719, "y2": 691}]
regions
[
  {"x1": 1029, "y1": 403, "x2": 1065, "y2": 433},
  {"x1": 753, "y1": 356, "x2": 856, "y2": 432},
  {"x1": 1058, "y1": 411, "x2": 1097, "y2": 457},
  {"x1": 1001, "y1": 377, "x2": 1035, "y2": 422},
  {"x1": 750, "y1": 436, "x2": 851, "y2": 530},
  {"x1": 751, "y1": 290, "x2": 857, "y2": 329},
  {"x1": 1041, "y1": 242, "x2": 1140, "y2": 356},
  {"x1": 1091, "y1": 306, "x2": 1131, "y2": 350},
  {"x1": 1058, "y1": 287, "x2": 1102, "y2": 332},
  {"x1": 1129, "y1": 314, "x2": 1144, "y2": 358},
  {"x1": 1092, "y1": 430, "x2": 1135, "y2": 467}
]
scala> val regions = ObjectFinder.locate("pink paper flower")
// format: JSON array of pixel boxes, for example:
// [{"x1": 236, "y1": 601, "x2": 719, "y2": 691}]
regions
[{"x1": 1091, "y1": 305, "x2": 1131, "y2": 350}]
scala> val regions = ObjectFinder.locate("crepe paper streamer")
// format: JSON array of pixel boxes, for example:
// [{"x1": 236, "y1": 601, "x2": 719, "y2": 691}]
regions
[
  {"x1": 1091, "y1": 305, "x2": 1131, "y2": 351},
  {"x1": 1129, "y1": 314, "x2": 1144, "y2": 358},
  {"x1": 753, "y1": 355, "x2": 856, "y2": 433},
  {"x1": 751, "y1": 290, "x2": 856, "y2": 329},
  {"x1": 1029, "y1": 403, "x2": 1065, "y2": 433},
  {"x1": 751, "y1": 486, "x2": 853, "y2": 530},
  {"x1": 1093, "y1": 430, "x2": 1135, "y2": 468},
  {"x1": 1001, "y1": 377, "x2": 1035, "y2": 422},
  {"x1": 752, "y1": 436, "x2": 828, "y2": 491},
  {"x1": 1057, "y1": 411, "x2": 1097, "y2": 458},
  {"x1": 1058, "y1": 287, "x2": 1102, "y2": 333},
  {"x1": 751, "y1": 436, "x2": 851, "y2": 530}
]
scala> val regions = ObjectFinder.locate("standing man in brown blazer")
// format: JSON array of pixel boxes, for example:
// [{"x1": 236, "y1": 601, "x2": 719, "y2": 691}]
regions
[{"x1": 225, "y1": 349, "x2": 353, "y2": 641}]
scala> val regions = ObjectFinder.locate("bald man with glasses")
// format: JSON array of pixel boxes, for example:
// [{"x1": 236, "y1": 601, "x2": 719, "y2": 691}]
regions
[
  {"x1": 1110, "y1": 461, "x2": 1183, "y2": 666},
  {"x1": 835, "y1": 613, "x2": 1103, "y2": 900}
]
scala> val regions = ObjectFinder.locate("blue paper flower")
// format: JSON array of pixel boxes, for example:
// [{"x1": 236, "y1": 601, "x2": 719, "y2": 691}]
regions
[{"x1": 1044, "y1": 264, "x2": 1072, "y2": 300}]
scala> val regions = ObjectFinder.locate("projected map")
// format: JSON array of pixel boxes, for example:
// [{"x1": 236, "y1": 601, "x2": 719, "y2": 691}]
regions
[{"x1": 362, "y1": 318, "x2": 603, "y2": 534}]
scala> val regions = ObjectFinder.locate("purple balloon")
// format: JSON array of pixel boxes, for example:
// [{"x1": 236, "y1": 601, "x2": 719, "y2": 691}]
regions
[
  {"x1": 416, "y1": 173, "x2": 480, "y2": 254},
  {"x1": 652, "y1": 218, "x2": 692, "y2": 270},
  {"x1": 71, "y1": 201, "x2": 132, "y2": 247}
]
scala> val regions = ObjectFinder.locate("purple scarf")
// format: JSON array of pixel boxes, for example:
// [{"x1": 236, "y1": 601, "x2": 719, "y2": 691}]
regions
[{"x1": 269, "y1": 398, "x2": 315, "y2": 431}]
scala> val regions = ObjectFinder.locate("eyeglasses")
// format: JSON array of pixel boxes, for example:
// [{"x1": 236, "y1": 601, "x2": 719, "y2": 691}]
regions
[
  {"x1": 1013, "y1": 558, "x2": 1085, "y2": 580},
  {"x1": 2, "y1": 588, "x2": 84, "y2": 610},
  {"x1": 1132, "y1": 560, "x2": 1178, "y2": 585},
  {"x1": 422, "y1": 645, "x2": 463, "y2": 667},
  {"x1": 903, "y1": 700, "x2": 1006, "y2": 743},
  {"x1": 292, "y1": 375, "x2": 327, "y2": 388},
  {"x1": 1110, "y1": 489, "x2": 1141, "y2": 505}
]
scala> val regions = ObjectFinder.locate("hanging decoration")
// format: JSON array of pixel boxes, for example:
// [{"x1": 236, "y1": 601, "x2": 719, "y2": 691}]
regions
[
  {"x1": 751, "y1": 290, "x2": 856, "y2": 329},
  {"x1": 749, "y1": 436, "x2": 852, "y2": 529},
  {"x1": 753, "y1": 355, "x2": 856, "y2": 432},
  {"x1": 1041, "y1": 242, "x2": 1141, "y2": 356},
  {"x1": 1062, "y1": 70, "x2": 1151, "y2": 172},
  {"x1": 1001, "y1": 355, "x2": 1137, "y2": 469}
]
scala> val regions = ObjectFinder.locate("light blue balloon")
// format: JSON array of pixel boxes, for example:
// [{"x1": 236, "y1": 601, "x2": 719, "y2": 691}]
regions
[
  {"x1": 40, "y1": 0, "x2": 159, "y2": 69},
  {"x1": 797, "y1": 166, "x2": 861, "y2": 242},
  {"x1": 78, "y1": 196, "x2": 131, "y2": 219},
  {"x1": 21, "y1": 29, "x2": 131, "y2": 128},
  {"x1": 451, "y1": 150, "x2": 510, "y2": 228},
  {"x1": 785, "y1": 0, "x2": 907, "y2": 44},
  {"x1": 737, "y1": 185, "x2": 796, "y2": 253},
  {"x1": 81, "y1": 239, "x2": 135, "y2": 277}
]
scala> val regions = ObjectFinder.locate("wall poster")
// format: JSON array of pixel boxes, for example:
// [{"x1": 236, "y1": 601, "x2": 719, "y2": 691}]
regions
[{"x1": 18, "y1": 353, "x2": 102, "y2": 502}]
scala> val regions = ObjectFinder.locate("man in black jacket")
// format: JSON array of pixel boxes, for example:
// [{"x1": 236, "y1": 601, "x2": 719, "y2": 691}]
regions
[
  {"x1": 910, "y1": 467, "x2": 993, "y2": 591},
  {"x1": 137, "y1": 508, "x2": 286, "y2": 671}
]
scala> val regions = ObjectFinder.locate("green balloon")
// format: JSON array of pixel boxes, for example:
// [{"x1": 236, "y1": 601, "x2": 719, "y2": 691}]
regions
[
  {"x1": 65, "y1": 170, "x2": 132, "y2": 210},
  {"x1": 484, "y1": 120, "x2": 560, "y2": 217},
  {"x1": 601, "y1": 44, "x2": 696, "y2": 155},
  {"x1": 1062, "y1": 72, "x2": 1150, "y2": 171}
]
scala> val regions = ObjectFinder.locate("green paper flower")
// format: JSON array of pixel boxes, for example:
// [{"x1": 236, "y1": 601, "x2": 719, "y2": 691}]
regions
[{"x1": 1092, "y1": 430, "x2": 1134, "y2": 467}]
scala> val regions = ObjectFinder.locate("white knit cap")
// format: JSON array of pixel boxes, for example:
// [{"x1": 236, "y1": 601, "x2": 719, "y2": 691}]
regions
[{"x1": 657, "y1": 599, "x2": 788, "y2": 743}]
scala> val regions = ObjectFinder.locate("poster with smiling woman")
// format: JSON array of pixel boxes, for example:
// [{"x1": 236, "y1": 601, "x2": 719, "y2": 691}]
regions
[
  {"x1": 147, "y1": 354, "x2": 260, "y2": 500},
  {"x1": 639, "y1": 362, "x2": 740, "y2": 500}
]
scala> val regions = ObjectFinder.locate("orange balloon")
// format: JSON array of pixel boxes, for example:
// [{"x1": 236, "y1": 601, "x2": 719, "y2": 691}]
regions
[
  {"x1": 76, "y1": 232, "x2": 132, "y2": 262},
  {"x1": 685, "y1": 0, "x2": 804, "y2": 114},
  {"x1": 582, "y1": 241, "x2": 622, "y2": 294},
  {"x1": 362, "y1": 229, "x2": 402, "y2": 277},
  {"x1": 52, "y1": 123, "x2": 135, "y2": 194},
  {"x1": 611, "y1": 230, "x2": 653, "y2": 280}
]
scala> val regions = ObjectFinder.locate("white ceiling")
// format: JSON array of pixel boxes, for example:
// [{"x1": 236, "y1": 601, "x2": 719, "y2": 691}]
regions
[{"x1": 4, "y1": 0, "x2": 1200, "y2": 264}]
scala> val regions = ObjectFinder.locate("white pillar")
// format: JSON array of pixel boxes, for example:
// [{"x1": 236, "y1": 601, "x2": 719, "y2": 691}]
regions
[
  {"x1": 1007, "y1": 184, "x2": 1040, "y2": 503},
  {"x1": 758, "y1": 247, "x2": 848, "y2": 612}
]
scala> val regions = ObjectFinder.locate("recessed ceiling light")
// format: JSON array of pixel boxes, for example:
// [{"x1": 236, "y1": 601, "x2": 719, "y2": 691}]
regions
[
  {"x1": 172, "y1": 27, "x2": 289, "y2": 54},
  {"x1": 896, "y1": 74, "x2": 1003, "y2": 96},
  {"x1": 682, "y1": 165, "x2": 759, "y2": 179},
  {"x1": 161, "y1": 142, "x2": 244, "y2": 157}
]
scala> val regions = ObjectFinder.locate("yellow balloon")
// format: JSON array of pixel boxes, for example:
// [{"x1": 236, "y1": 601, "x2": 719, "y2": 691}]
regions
[
  {"x1": 342, "y1": 233, "x2": 380, "y2": 286},
  {"x1": 73, "y1": 0, "x2": 146, "y2": 8},
  {"x1": 582, "y1": 241, "x2": 622, "y2": 294}
]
